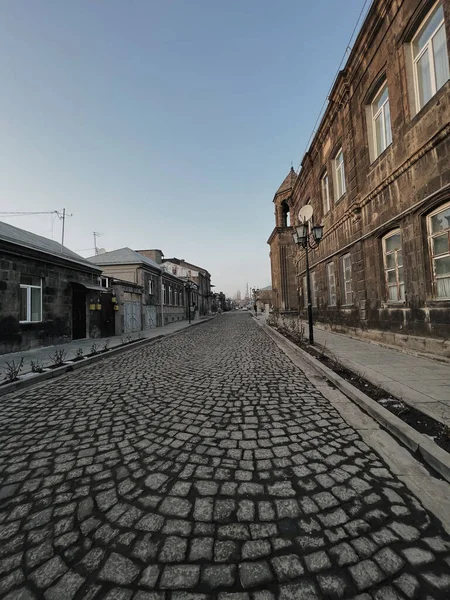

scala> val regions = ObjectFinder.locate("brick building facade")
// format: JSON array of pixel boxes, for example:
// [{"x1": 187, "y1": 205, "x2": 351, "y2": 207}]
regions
[{"x1": 268, "y1": 0, "x2": 450, "y2": 356}]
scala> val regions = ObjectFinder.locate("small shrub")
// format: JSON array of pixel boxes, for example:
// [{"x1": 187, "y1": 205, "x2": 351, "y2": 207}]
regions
[
  {"x1": 126, "y1": 334, "x2": 132, "y2": 343},
  {"x1": 3, "y1": 358, "x2": 24, "y2": 382},
  {"x1": 90, "y1": 342, "x2": 99, "y2": 356},
  {"x1": 75, "y1": 348, "x2": 84, "y2": 360},
  {"x1": 103, "y1": 340, "x2": 110, "y2": 352},
  {"x1": 31, "y1": 359, "x2": 44, "y2": 373},
  {"x1": 48, "y1": 349, "x2": 67, "y2": 367}
]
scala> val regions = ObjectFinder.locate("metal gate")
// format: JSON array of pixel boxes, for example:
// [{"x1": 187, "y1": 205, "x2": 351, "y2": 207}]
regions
[
  {"x1": 143, "y1": 305, "x2": 157, "y2": 329},
  {"x1": 124, "y1": 301, "x2": 141, "y2": 333}
]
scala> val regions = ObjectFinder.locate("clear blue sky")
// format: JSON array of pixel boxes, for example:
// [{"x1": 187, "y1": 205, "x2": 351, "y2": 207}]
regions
[{"x1": 0, "y1": 0, "x2": 370, "y2": 297}]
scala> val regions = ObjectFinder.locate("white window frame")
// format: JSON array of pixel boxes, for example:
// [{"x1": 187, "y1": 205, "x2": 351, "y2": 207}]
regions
[
  {"x1": 382, "y1": 230, "x2": 405, "y2": 302},
  {"x1": 311, "y1": 271, "x2": 317, "y2": 307},
  {"x1": 334, "y1": 148, "x2": 346, "y2": 200},
  {"x1": 412, "y1": 2, "x2": 450, "y2": 112},
  {"x1": 371, "y1": 81, "x2": 392, "y2": 159},
  {"x1": 149, "y1": 279, "x2": 154, "y2": 295},
  {"x1": 321, "y1": 172, "x2": 330, "y2": 214},
  {"x1": 327, "y1": 262, "x2": 336, "y2": 306},
  {"x1": 341, "y1": 254, "x2": 353, "y2": 305},
  {"x1": 427, "y1": 201, "x2": 450, "y2": 299},
  {"x1": 19, "y1": 277, "x2": 42, "y2": 323}
]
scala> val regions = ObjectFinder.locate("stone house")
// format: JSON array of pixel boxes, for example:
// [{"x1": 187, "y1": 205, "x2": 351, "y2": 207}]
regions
[
  {"x1": 136, "y1": 249, "x2": 212, "y2": 317},
  {"x1": 0, "y1": 221, "x2": 104, "y2": 354},
  {"x1": 88, "y1": 248, "x2": 187, "y2": 328},
  {"x1": 268, "y1": 0, "x2": 450, "y2": 357}
]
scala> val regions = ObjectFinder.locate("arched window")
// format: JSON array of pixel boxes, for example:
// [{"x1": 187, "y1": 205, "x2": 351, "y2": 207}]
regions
[
  {"x1": 281, "y1": 201, "x2": 290, "y2": 227},
  {"x1": 405, "y1": 2, "x2": 450, "y2": 114},
  {"x1": 427, "y1": 202, "x2": 450, "y2": 298},
  {"x1": 382, "y1": 230, "x2": 405, "y2": 302},
  {"x1": 367, "y1": 79, "x2": 392, "y2": 161}
]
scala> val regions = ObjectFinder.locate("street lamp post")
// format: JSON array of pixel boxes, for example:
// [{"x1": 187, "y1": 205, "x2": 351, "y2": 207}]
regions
[
  {"x1": 292, "y1": 210, "x2": 324, "y2": 345},
  {"x1": 185, "y1": 282, "x2": 195, "y2": 324}
]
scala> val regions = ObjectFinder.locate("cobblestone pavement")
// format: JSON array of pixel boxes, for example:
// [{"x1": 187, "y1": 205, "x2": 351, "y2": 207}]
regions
[{"x1": 1, "y1": 313, "x2": 450, "y2": 600}]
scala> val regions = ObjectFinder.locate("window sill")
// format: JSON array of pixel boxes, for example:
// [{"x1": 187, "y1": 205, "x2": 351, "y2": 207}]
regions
[
  {"x1": 20, "y1": 320, "x2": 43, "y2": 325},
  {"x1": 334, "y1": 194, "x2": 346, "y2": 204},
  {"x1": 381, "y1": 301, "x2": 406, "y2": 308},
  {"x1": 369, "y1": 143, "x2": 393, "y2": 167},
  {"x1": 409, "y1": 81, "x2": 449, "y2": 125}
]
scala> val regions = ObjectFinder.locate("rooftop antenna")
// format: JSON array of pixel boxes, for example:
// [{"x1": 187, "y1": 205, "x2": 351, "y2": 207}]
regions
[{"x1": 93, "y1": 231, "x2": 103, "y2": 255}]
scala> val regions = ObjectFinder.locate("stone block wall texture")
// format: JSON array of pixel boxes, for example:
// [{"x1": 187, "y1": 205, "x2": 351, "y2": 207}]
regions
[
  {"x1": 0, "y1": 249, "x2": 100, "y2": 354},
  {"x1": 269, "y1": 0, "x2": 450, "y2": 351}
]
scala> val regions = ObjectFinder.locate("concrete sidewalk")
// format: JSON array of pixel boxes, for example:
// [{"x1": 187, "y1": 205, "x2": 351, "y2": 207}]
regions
[
  {"x1": 312, "y1": 327, "x2": 450, "y2": 427},
  {"x1": 0, "y1": 316, "x2": 213, "y2": 377}
]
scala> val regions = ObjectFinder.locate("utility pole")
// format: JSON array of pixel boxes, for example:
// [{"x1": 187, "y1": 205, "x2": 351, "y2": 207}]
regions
[
  {"x1": 56, "y1": 209, "x2": 72, "y2": 252},
  {"x1": 61, "y1": 208, "x2": 66, "y2": 250}
]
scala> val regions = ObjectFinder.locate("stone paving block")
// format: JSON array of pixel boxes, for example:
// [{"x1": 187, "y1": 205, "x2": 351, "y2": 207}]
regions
[
  {"x1": 99, "y1": 553, "x2": 139, "y2": 584},
  {"x1": 239, "y1": 561, "x2": 273, "y2": 588},
  {"x1": 1, "y1": 314, "x2": 450, "y2": 599},
  {"x1": 202, "y1": 565, "x2": 236, "y2": 588},
  {"x1": 43, "y1": 571, "x2": 84, "y2": 600},
  {"x1": 160, "y1": 565, "x2": 200, "y2": 589},
  {"x1": 29, "y1": 556, "x2": 68, "y2": 589},
  {"x1": 349, "y1": 559, "x2": 385, "y2": 591},
  {"x1": 271, "y1": 554, "x2": 304, "y2": 581}
]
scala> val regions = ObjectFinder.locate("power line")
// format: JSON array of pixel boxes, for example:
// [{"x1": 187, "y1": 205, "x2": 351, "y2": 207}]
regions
[
  {"x1": 0, "y1": 209, "x2": 73, "y2": 252},
  {"x1": 0, "y1": 211, "x2": 58, "y2": 216},
  {"x1": 296, "y1": 0, "x2": 373, "y2": 173}
]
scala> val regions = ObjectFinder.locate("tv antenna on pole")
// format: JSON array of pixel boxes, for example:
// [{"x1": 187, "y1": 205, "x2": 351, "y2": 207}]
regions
[
  {"x1": 93, "y1": 232, "x2": 103, "y2": 255},
  {"x1": 0, "y1": 209, "x2": 72, "y2": 252}
]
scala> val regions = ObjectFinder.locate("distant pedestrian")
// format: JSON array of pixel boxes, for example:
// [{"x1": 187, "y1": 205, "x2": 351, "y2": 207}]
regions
[{"x1": 254, "y1": 304, "x2": 257, "y2": 316}]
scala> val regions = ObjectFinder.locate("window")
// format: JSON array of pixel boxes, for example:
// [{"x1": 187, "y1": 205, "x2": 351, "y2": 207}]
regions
[
  {"x1": 334, "y1": 148, "x2": 346, "y2": 200},
  {"x1": 281, "y1": 201, "x2": 290, "y2": 227},
  {"x1": 149, "y1": 279, "x2": 154, "y2": 295},
  {"x1": 163, "y1": 283, "x2": 169, "y2": 305},
  {"x1": 412, "y1": 3, "x2": 449, "y2": 111},
  {"x1": 383, "y1": 231, "x2": 405, "y2": 301},
  {"x1": 327, "y1": 262, "x2": 336, "y2": 306},
  {"x1": 321, "y1": 172, "x2": 330, "y2": 214},
  {"x1": 311, "y1": 271, "x2": 317, "y2": 307},
  {"x1": 20, "y1": 276, "x2": 42, "y2": 322},
  {"x1": 172, "y1": 266, "x2": 177, "y2": 275},
  {"x1": 428, "y1": 203, "x2": 450, "y2": 298},
  {"x1": 342, "y1": 254, "x2": 353, "y2": 305},
  {"x1": 169, "y1": 285, "x2": 173, "y2": 305},
  {"x1": 371, "y1": 82, "x2": 392, "y2": 158}
]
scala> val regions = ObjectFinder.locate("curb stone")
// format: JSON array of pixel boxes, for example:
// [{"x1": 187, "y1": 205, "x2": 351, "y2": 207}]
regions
[
  {"x1": 0, "y1": 317, "x2": 214, "y2": 398},
  {"x1": 261, "y1": 322, "x2": 450, "y2": 485}
]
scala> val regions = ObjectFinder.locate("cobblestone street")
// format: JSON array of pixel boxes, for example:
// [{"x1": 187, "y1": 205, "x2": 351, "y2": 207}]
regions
[{"x1": 1, "y1": 313, "x2": 450, "y2": 600}]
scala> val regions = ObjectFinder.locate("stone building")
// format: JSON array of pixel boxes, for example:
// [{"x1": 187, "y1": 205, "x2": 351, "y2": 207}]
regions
[
  {"x1": 267, "y1": 168, "x2": 299, "y2": 311},
  {"x1": 88, "y1": 248, "x2": 187, "y2": 328},
  {"x1": 268, "y1": 0, "x2": 450, "y2": 357},
  {"x1": 137, "y1": 249, "x2": 212, "y2": 317},
  {"x1": 0, "y1": 221, "x2": 103, "y2": 354}
]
